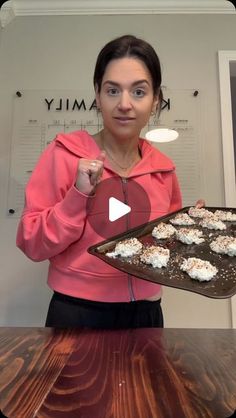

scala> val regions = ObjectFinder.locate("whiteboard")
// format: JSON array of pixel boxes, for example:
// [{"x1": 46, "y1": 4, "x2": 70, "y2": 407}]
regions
[{"x1": 7, "y1": 88, "x2": 202, "y2": 217}]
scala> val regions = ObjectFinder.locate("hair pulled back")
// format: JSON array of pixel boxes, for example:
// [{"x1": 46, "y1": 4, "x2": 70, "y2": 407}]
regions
[{"x1": 93, "y1": 34, "x2": 163, "y2": 105}]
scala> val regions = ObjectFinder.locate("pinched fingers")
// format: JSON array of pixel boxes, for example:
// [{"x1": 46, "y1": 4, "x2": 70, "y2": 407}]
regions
[
  {"x1": 76, "y1": 152, "x2": 106, "y2": 194},
  {"x1": 90, "y1": 150, "x2": 106, "y2": 184},
  {"x1": 89, "y1": 159, "x2": 104, "y2": 186}
]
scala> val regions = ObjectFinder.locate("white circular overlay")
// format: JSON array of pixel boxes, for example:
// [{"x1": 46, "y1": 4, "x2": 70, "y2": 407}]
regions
[{"x1": 145, "y1": 128, "x2": 179, "y2": 143}]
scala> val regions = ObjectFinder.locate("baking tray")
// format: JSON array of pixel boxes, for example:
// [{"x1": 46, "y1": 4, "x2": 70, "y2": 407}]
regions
[{"x1": 88, "y1": 207, "x2": 236, "y2": 299}]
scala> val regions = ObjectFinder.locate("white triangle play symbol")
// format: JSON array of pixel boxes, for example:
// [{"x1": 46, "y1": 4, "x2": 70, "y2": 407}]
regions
[{"x1": 109, "y1": 197, "x2": 131, "y2": 222}]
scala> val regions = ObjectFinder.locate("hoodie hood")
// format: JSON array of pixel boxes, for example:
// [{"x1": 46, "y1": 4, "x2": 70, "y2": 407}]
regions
[{"x1": 55, "y1": 130, "x2": 175, "y2": 175}]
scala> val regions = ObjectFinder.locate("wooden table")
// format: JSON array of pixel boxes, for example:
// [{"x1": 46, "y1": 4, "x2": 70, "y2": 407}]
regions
[{"x1": 0, "y1": 327, "x2": 235, "y2": 418}]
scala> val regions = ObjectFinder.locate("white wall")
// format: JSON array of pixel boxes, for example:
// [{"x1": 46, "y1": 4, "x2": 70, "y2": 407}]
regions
[
  {"x1": 230, "y1": 75, "x2": 236, "y2": 158},
  {"x1": 0, "y1": 14, "x2": 235, "y2": 327}
]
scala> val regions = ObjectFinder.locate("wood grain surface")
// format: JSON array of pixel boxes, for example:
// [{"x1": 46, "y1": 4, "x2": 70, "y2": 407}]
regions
[
  {"x1": 0, "y1": 328, "x2": 235, "y2": 418},
  {"x1": 0, "y1": 327, "x2": 78, "y2": 418}
]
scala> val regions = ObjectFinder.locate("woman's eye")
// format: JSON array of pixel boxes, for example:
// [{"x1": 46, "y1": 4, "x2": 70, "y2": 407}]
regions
[
  {"x1": 107, "y1": 88, "x2": 119, "y2": 96},
  {"x1": 133, "y1": 89, "x2": 145, "y2": 98}
]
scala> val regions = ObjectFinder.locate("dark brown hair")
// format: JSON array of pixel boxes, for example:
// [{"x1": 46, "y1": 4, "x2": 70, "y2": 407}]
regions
[{"x1": 93, "y1": 34, "x2": 163, "y2": 107}]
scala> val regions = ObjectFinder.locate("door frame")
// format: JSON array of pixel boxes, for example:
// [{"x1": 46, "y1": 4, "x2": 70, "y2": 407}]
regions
[{"x1": 218, "y1": 50, "x2": 236, "y2": 328}]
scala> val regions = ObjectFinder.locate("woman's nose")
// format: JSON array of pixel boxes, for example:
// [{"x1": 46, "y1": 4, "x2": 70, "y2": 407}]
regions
[{"x1": 118, "y1": 92, "x2": 132, "y2": 110}]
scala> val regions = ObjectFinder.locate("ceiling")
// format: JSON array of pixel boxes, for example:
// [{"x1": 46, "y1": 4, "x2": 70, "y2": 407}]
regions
[{"x1": 0, "y1": 0, "x2": 235, "y2": 27}]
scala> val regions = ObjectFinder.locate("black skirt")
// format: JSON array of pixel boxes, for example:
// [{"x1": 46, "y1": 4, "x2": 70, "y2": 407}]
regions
[{"x1": 45, "y1": 291, "x2": 163, "y2": 329}]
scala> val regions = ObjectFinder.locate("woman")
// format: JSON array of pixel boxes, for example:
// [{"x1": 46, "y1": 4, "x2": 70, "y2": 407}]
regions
[{"x1": 16, "y1": 34, "x2": 203, "y2": 329}]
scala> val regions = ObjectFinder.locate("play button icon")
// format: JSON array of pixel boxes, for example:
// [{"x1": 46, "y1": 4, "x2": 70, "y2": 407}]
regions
[
  {"x1": 86, "y1": 177, "x2": 151, "y2": 240},
  {"x1": 109, "y1": 197, "x2": 131, "y2": 222}
]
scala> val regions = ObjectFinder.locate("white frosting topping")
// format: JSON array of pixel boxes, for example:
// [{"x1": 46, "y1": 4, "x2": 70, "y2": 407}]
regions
[
  {"x1": 152, "y1": 222, "x2": 176, "y2": 239},
  {"x1": 176, "y1": 228, "x2": 205, "y2": 245},
  {"x1": 199, "y1": 215, "x2": 226, "y2": 230},
  {"x1": 210, "y1": 235, "x2": 236, "y2": 256},
  {"x1": 214, "y1": 210, "x2": 236, "y2": 222},
  {"x1": 180, "y1": 257, "x2": 218, "y2": 281},
  {"x1": 188, "y1": 207, "x2": 213, "y2": 218},
  {"x1": 140, "y1": 245, "x2": 170, "y2": 268},
  {"x1": 170, "y1": 213, "x2": 195, "y2": 226},
  {"x1": 106, "y1": 238, "x2": 142, "y2": 258}
]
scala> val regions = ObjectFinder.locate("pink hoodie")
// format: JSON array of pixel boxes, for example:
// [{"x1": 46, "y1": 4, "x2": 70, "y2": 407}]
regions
[{"x1": 16, "y1": 130, "x2": 182, "y2": 302}]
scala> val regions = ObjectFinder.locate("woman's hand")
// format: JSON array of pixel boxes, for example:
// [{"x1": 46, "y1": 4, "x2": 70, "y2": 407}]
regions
[
  {"x1": 75, "y1": 151, "x2": 106, "y2": 195},
  {"x1": 195, "y1": 199, "x2": 206, "y2": 209}
]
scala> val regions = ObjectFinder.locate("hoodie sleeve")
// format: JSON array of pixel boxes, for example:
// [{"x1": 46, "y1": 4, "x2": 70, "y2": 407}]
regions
[
  {"x1": 16, "y1": 140, "x2": 93, "y2": 261},
  {"x1": 169, "y1": 171, "x2": 182, "y2": 213}
]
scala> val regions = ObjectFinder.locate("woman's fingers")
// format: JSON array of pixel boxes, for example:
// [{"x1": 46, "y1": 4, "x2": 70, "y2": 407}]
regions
[
  {"x1": 96, "y1": 150, "x2": 106, "y2": 163},
  {"x1": 94, "y1": 151, "x2": 106, "y2": 180},
  {"x1": 76, "y1": 152, "x2": 106, "y2": 193},
  {"x1": 195, "y1": 199, "x2": 206, "y2": 209},
  {"x1": 89, "y1": 151, "x2": 106, "y2": 185}
]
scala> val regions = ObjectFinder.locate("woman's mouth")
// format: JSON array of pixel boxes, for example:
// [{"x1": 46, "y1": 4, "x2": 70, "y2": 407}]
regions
[{"x1": 114, "y1": 117, "x2": 135, "y2": 122}]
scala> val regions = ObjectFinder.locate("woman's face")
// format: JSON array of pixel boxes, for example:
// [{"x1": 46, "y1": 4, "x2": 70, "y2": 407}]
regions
[{"x1": 96, "y1": 57, "x2": 158, "y2": 140}]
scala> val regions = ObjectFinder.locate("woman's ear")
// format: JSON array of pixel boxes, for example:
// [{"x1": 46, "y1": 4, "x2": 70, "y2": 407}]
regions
[
  {"x1": 152, "y1": 95, "x2": 159, "y2": 114},
  {"x1": 95, "y1": 84, "x2": 101, "y2": 110}
]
